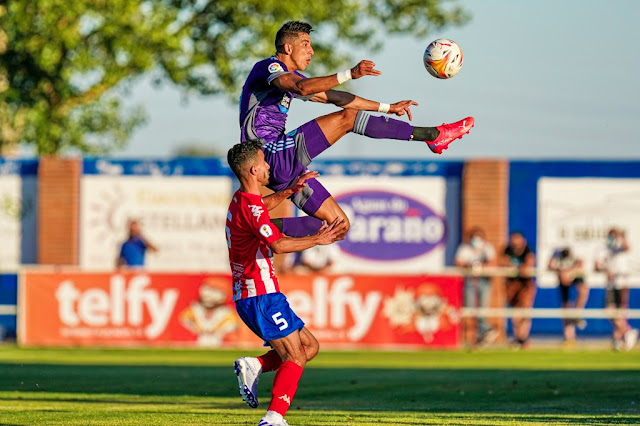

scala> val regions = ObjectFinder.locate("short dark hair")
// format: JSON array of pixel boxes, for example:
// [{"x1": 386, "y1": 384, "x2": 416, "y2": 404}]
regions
[
  {"x1": 227, "y1": 140, "x2": 263, "y2": 179},
  {"x1": 275, "y1": 21, "x2": 313, "y2": 52}
]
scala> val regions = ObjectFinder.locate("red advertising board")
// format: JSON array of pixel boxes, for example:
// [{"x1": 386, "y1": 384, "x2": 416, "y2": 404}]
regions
[
  {"x1": 279, "y1": 274, "x2": 462, "y2": 349},
  {"x1": 19, "y1": 271, "x2": 250, "y2": 347},
  {"x1": 19, "y1": 271, "x2": 461, "y2": 349}
]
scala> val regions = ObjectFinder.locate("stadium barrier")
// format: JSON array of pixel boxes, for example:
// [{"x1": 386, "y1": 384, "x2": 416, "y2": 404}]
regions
[
  {"x1": 17, "y1": 270, "x2": 463, "y2": 349},
  {"x1": 8, "y1": 267, "x2": 640, "y2": 347},
  {"x1": 460, "y1": 308, "x2": 640, "y2": 320},
  {"x1": 449, "y1": 265, "x2": 640, "y2": 340}
]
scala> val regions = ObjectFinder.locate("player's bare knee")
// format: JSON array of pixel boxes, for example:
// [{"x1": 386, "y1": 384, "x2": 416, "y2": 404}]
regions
[
  {"x1": 335, "y1": 213, "x2": 350, "y2": 237},
  {"x1": 305, "y1": 341, "x2": 319, "y2": 361},
  {"x1": 288, "y1": 350, "x2": 307, "y2": 368},
  {"x1": 340, "y1": 109, "x2": 358, "y2": 130},
  {"x1": 341, "y1": 214, "x2": 351, "y2": 232}
]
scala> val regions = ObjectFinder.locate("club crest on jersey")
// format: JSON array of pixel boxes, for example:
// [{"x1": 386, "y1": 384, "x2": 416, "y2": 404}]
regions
[
  {"x1": 247, "y1": 204, "x2": 264, "y2": 221},
  {"x1": 268, "y1": 62, "x2": 284, "y2": 74},
  {"x1": 259, "y1": 224, "x2": 273, "y2": 238}
]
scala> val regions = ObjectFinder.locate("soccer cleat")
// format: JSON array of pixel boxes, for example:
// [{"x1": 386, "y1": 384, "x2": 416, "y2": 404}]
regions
[
  {"x1": 258, "y1": 418, "x2": 289, "y2": 426},
  {"x1": 234, "y1": 357, "x2": 262, "y2": 408},
  {"x1": 427, "y1": 116, "x2": 475, "y2": 154}
]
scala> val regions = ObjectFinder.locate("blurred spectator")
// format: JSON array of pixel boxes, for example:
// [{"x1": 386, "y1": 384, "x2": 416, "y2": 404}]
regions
[
  {"x1": 116, "y1": 219, "x2": 158, "y2": 268},
  {"x1": 455, "y1": 227, "x2": 498, "y2": 346},
  {"x1": 501, "y1": 231, "x2": 536, "y2": 349},
  {"x1": 595, "y1": 227, "x2": 638, "y2": 351},
  {"x1": 548, "y1": 247, "x2": 588, "y2": 347}
]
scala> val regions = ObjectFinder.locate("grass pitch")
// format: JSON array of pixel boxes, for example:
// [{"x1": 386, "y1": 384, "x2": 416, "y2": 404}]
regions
[{"x1": 0, "y1": 346, "x2": 639, "y2": 425}]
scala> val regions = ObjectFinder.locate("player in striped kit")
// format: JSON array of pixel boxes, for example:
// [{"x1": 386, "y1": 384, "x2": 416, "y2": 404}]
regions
[{"x1": 226, "y1": 140, "x2": 346, "y2": 426}]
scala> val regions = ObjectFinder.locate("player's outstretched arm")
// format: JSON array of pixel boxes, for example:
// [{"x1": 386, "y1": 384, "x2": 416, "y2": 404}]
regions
[
  {"x1": 270, "y1": 218, "x2": 346, "y2": 254},
  {"x1": 262, "y1": 171, "x2": 319, "y2": 211},
  {"x1": 317, "y1": 90, "x2": 419, "y2": 120},
  {"x1": 272, "y1": 60, "x2": 381, "y2": 97}
]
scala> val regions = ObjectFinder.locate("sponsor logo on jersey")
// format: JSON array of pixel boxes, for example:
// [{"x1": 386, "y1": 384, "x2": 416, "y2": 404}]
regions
[
  {"x1": 278, "y1": 92, "x2": 292, "y2": 113},
  {"x1": 259, "y1": 224, "x2": 273, "y2": 238},
  {"x1": 268, "y1": 62, "x2": 284, "y2": 74},
  {"x1": 247, "y1": 204, "x2": 264, "y2": 221},
  {"x1": 335, "y1": 190, "x2": 446, "y2": 261}
]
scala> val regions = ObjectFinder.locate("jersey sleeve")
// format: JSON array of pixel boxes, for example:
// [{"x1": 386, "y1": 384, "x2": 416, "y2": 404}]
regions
[
  {"x1": 241, "y1": 199, "x2": 282, "y2": 246},
  {"x1": 254, "y1": 215, "x2": 283, "y2": 246},
  {"x1": 265, "y1": 59, "x2": 291, "y2": 84}
]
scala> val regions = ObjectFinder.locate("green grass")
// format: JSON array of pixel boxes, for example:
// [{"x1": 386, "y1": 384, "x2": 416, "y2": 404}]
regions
[{"x1": 0, "y1": 346, "x2": 639, "y2": 425}]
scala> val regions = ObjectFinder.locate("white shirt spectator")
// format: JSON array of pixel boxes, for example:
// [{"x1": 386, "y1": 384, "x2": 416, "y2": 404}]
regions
[
  {"x1": 455, "y1": 238, "x2": 496, "y2": 268},
  {"x1": 595, "y1": 239, "x2": 631, "y2": 288}
]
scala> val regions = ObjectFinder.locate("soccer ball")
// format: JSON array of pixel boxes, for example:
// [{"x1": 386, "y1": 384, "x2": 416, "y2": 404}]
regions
[{"x1": 423, "y1": 39, "x2": 464, "y2": 79}]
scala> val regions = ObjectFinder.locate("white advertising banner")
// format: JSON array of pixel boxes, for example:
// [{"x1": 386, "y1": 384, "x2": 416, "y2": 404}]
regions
[
  {"x1": 314, "y1": 176, "x2": 447, "y2": 273},
  {"x1": 0, "y1": 174, "x2": 37, "y2": 269},
  {"x1": 538, "y1": 177, "x2": 640, "y2": 288},
  {"x1": 80, "y1": 176, "x2": 232, "y2": 271}
]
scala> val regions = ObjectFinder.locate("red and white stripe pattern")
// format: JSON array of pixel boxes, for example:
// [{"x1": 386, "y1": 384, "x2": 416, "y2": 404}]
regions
[{"x1": 226, "y1": 190, "x2": 282, "y2": 302}]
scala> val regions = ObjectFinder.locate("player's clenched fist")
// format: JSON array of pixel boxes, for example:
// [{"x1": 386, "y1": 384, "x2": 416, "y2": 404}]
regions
[{"x1": 350, "y1": 60, "x2": 382, "y2": 79}]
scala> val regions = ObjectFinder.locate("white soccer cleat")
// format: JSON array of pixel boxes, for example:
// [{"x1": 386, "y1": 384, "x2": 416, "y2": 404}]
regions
[
  {"x1": 258, "y1": 418, "x2": 289, "y2": 426},
  {"x1": 624, "y1": 328, "x2": 639, "y2": 351},
  {"x1": 234, "y1": 357, "x2": 262, "y2": 408}
]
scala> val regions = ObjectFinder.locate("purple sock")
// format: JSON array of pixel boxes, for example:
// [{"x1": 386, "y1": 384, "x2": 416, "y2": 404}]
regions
[
  {"x1": 353, "y1": 111, "x2": 413, "y2": 140},
  {"x1": 282, "y1": 216, "x2": 323, "y2": 237}
]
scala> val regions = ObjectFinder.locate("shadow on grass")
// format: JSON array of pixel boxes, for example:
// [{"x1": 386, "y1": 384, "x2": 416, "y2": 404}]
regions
[{"x1": 1, "y1": 363, "x2": 639, "y2": 420}]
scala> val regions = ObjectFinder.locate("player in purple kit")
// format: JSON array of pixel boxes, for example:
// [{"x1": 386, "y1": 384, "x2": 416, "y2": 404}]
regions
[{"x1": 240, "y1": 21, "x2": 475, "y2": 235}]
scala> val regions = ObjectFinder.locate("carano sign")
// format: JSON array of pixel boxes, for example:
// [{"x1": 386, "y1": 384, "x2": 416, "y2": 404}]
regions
[{"x1": 336, "y1": 190, "x2": 446, "y2": 261}]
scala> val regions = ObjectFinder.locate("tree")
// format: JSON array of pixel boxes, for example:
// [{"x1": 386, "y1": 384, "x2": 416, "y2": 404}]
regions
[{"x1": 0, "y1": 0, "x2": 469, "y2": 155}]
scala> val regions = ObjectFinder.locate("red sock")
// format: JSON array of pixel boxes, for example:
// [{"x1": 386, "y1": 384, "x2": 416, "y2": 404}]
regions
[
  {"x1": 257, "y1": 349, "x2": 283, "y2": 373},
  {"x1": 268, "y1": 361, "x2": 303, "y2": 417}
]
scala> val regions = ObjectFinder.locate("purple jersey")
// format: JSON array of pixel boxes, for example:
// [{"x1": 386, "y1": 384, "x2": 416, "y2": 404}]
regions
[{"x1": 240, "y1": 57, "x2": 305, "y2": 142}]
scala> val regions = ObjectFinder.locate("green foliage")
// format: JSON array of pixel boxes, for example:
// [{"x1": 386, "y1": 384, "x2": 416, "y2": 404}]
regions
[{"x1": 0, "y1": 0, "x2": 469, "y2": 154}]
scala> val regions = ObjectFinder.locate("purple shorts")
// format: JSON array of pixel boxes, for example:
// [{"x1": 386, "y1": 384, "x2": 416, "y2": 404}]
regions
[{"x1": 262, "y1": 120, "x2": 331, "y2": 215}]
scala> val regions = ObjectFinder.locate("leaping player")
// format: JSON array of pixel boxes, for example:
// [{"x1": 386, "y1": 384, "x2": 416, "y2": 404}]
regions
[{"x1": 240, "y1": 21, "x2": 475, "y2": 237}]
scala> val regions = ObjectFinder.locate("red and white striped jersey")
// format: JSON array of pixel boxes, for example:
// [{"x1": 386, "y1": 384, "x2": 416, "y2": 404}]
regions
[{"x1": 226, "y1": 190, "x2": 283, "y2": 302}]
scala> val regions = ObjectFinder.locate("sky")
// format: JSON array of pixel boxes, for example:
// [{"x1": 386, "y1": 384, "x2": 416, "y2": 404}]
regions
[{"x1": 118, "y1": 0, "x2": 640, "y2": 160}]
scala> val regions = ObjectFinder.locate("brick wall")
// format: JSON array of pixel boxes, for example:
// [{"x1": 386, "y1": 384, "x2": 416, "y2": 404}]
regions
[
  {"x1": 462, "y1": 160, "x2": 509, "y2": 249},
  {"x1": 461, "y1": 160, "x2": 510, "y2": 343},
  {"x1": 37, "y1": 156, "x2": 81, "y2": 265}
]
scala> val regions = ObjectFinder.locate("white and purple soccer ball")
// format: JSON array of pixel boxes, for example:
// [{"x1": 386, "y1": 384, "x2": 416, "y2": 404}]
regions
[{"x1": 423, "y1": 39, "x2": 464, "y2": 79}]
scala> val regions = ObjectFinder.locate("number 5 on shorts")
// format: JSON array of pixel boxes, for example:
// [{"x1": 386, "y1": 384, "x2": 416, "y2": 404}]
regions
[{"x1": 272, "y1": 312, "x2": 288, "y2": 331}]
